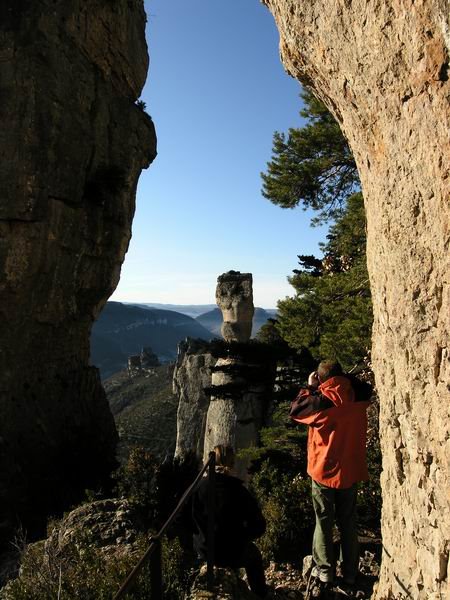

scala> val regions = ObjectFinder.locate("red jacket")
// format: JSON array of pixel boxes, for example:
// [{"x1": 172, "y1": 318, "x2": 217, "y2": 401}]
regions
[{"x1": 290, "y1": 375, "x2": 372, "y2": 489}]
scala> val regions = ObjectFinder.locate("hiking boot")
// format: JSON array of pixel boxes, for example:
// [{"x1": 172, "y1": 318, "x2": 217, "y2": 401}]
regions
[
  {"x1": 334, "y1": 579, "x2": 366, "y2": 598},
  {"x1": 306, "y1": 575, "x2": 333, "y2": 599}
]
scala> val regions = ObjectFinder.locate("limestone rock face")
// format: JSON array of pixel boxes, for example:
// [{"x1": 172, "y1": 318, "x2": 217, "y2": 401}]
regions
[
  {"x1": 48, "y1": 498, "x2": 143, "y2": 553},
  {"x1": 173, "y1": 339, "x2": 215, "y2": 460},
  {"x1": 216, "y1": 271, "x2": 254, "y2": 342},
  {"x1": 263, "y1": 1, "x2": 449, "y2": 597},
  {"x1": 0, "y1": 0, "x2": 156, "y2": 539},
  {"x1": 203, "y1": 357, "x2": 274, "y2": 479},
  {"x1": 173, "y1": 336, "x2": 275, "y2": 474},
  {"x1": 128, "y1": 347, "x2": 160, "y2": 377}
]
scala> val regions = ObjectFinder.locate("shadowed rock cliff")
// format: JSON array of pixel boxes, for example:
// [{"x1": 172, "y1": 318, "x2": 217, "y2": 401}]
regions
[
  {"x1": 173, "y1": 339, "x2": 216, "y2": 461},
  {"x1": 0, "y1": 0, "x2": 156, "y2": 540},
  {"x1": 263, "y1": 1, "x2": 449, "y2": 597}
]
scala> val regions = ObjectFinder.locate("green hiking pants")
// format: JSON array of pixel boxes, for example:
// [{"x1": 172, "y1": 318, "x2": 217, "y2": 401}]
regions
[{"x1": 311, "y1": 479, "x2": 359, "y2": 583}]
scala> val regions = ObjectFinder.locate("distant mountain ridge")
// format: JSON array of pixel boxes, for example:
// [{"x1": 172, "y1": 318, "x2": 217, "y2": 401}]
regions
[
  {"x1": 126, "y1": 302, "x2": 277, "y2": 319},
  {"x1": 91, "y1": 302, "x2": 213, "y2": 379},
  {"x1": 91, "y1": 302, "x2": 278, "y2": 378},
  {"x1": 134, "y1": 303, "x2": 217, "y2": 318},
  {"x1": 196, "y1": 307, "x2": 277, "y2": 337}
]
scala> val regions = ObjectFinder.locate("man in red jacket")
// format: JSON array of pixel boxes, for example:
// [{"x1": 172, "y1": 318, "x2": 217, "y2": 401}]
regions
[{"x1": 290, "y1": 360, "x2": 372, "y2": 597}]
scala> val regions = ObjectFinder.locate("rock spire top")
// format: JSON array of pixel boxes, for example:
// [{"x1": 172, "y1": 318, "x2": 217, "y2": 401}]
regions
[{"x1": 216, "y1": 271, "x2": 254, "y2": 343}]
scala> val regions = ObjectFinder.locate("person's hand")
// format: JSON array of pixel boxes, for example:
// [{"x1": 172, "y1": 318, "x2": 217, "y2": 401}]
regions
[{"x1": 308, "y1": 371, "x2": 320, "y2": 388}]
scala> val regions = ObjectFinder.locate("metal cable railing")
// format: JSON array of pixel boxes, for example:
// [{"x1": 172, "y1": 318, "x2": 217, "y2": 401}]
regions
[{"x1": 113, "y1": 451, "x2": 216, "y2": 600}]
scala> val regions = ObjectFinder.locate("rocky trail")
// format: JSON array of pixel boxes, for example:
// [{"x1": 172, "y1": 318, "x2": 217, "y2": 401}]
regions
[
  {"x1": 264, "y1": 550, "x2": 380, "y2": 599},
  {"x1": 190, "y1": 532, "x2": 381, "y2": 600}
]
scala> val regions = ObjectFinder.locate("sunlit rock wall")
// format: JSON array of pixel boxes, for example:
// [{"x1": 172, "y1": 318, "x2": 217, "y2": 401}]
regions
[
  {"x1": 0, "y1": 0, "x2": 156, "y2": 539},
  {"x1": 203, "y1": 356, "x2": 275, "y2": 481},
  {"x1": 263, "y1": 1, "x2": 449, "y2": 597}
]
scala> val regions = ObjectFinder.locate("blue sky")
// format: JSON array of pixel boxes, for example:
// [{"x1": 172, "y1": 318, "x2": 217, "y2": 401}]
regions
[{"x1": 111, "y1": 0, "x2": 328, "y2": 308}]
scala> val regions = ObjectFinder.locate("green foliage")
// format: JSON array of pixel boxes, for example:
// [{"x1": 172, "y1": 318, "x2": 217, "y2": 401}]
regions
[
  {"x1": 261, "y1": 88, "x2": 359, "y2": 223},
  {"x1": 260, "y1": 85, "x2": 379, "y2": 542},
  {"x1": 136, "y1": 100, "x2": 147, "y2": 111},
  {"x1": 4, "y1": 447, "x2": 199, "y2": 600},
  {"x1": 114, "y1": 447, "x2": 160, "y2": 522},
  {"x1": 255, "y1": 469, "x2": 314, "y2": 562},
  {"x1": 161, "y1": 536, "x2": 196, "y2": 600},
  {"x1": 2, "y1": 527, "x2": 195, "y2": 600},
  {"x1": 262, "y1": 86, "x2": 371, "y2": 367},
  {"x1": 242, "y1": 403, "x2": 314, "y2": 562},
  {"x1": 247, "y1": 403, "x2": 381, "y2": 565},
  {"x1": 322, "y1": 192, "x2": 367, "y2": 259},
  {"x1": 276, "y1": 193, "x2": 372, "y2": 371},
  {"x1": 112, "y1": 450, "x2": 199, "y2": 598},
  {"x1": 246, "y1": 396, "x2": 381, "y2": 564},
  {"x1": 106, "y1": 365, "x2": 179, "y2": 463},
  {"x1": 254, "y1": 319, "x2": 295, "y2": 363},
  {"x1": 258, "y1": 83, "x2": 379, "y2": 562},
  {"x1": 1, "y1": 530, "x2": 151, "y2": 600},
  {"x1": 113, "y1": 447, "x2": 199, "y2": 530}
]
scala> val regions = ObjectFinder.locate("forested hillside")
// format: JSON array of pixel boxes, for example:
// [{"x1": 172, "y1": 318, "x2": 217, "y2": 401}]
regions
[{"x1": 91, "y1": 302, "x2": 213, "y2": 378}]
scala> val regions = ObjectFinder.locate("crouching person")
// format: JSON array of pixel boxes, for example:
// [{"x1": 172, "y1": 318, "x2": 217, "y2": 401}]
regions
[
  {"x1": 192, "y1": 445, "x2": 268, "y2": 599},
  {"x1": 290, "y1": 360, "x2": 372, "y2": 597}
]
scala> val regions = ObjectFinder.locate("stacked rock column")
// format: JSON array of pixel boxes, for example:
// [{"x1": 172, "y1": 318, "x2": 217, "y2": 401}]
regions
[{"x1": 203, "y1": 272, "x2": 275, "y2": 480}]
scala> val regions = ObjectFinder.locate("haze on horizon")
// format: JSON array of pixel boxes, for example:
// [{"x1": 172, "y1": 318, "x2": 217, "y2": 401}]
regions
[{"x1": 110, "y1": 0, "x2": 329, "y2": 309}]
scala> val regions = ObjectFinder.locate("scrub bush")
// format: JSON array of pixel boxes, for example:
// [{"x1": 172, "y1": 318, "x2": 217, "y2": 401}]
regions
[
  {"x1": 1, "y1": 530, "x2": 150, "y2": 600},
  {"x1": 1, "y1": 526, "x2": 194, "y2": 600},
  {"x1": 242, "y1": 402, "x2": 314, "y2": 562},
  {"x1": 252, "y1": 463, "x2": 314, "y2": 562}
]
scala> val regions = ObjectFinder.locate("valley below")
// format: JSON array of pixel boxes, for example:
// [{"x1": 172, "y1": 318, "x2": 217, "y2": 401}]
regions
[{"x1": 105, "y1": 364, "x2": 177, "y2": 462}]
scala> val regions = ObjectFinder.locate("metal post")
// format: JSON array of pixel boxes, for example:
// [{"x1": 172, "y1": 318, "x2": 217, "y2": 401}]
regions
[
  {"x1": 113, "y1": 456, "x2": 214, "y2": 600},
  {"x1": 206, "y1": 451, "x2": 216, "y2": 591},
  {"x1": 150, "y1": 538, "x2": 163, "y2": 600}
]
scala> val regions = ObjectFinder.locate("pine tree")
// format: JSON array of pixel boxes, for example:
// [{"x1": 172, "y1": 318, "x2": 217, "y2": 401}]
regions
[
  {"x1": 276, "y1": 193, "x2": 372, "y2": 370},
  {"x1": 261, "y1": 88, "x2": 359, "y2": 224},
  {"x1": 260, "y1": 87, "x2": 372, "y2": 369}
]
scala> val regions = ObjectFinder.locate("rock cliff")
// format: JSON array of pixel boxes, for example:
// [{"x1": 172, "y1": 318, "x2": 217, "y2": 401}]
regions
[
  {"x1": 263, "y1": 1, "x2": 449, "y2": 597},
  {"x1": 173, "y1": 339, "x2": 216, "y2": 461},
  {"x1": 0, "y1": 0, "x2": 156, "y2": 539}
]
